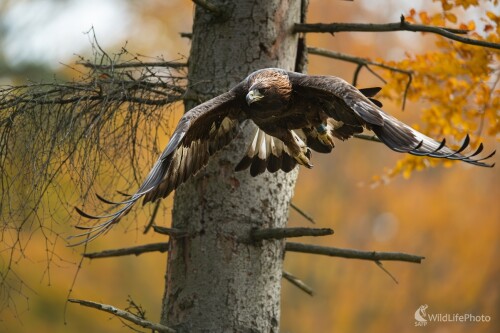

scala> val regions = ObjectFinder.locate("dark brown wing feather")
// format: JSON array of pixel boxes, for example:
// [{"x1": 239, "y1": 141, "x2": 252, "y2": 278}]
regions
[
  {"x1": 287, "y1": 72, "x2": 495, "y2": 167},
  {"x1": 71, "y1": 88, "x2": 246, "y2": 245}
]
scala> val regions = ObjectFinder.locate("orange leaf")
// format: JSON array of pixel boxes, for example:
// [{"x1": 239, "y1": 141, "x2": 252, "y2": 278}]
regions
[
  {"x1": 486, "y1": 11, "x2": 497, "y2": 21},
  {"x1": 484, "y1": 24, "x2": 494, "y2": 32},
  {"x1": 419, "y1": 11, "x2": 430, "y2": 25},
  {"x1": 445, "y1": 13, "x2": 457, "y2": 23},
  {"x1": 468, "y1": 20, "x2": 476, "y2": 31}
]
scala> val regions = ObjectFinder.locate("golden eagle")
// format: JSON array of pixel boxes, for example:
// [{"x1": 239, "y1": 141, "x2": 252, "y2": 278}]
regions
[{"x1": 72, "y1": 68, "x2": 495, "y2": 244}]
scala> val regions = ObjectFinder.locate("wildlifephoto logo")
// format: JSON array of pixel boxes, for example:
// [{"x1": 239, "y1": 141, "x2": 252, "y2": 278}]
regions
[
  {"x1": 414, "y1": 304, "x2": 429, "y2": 324},
  {"x1": 414, "y1": 305, "x2": 491, "y2": 327}
]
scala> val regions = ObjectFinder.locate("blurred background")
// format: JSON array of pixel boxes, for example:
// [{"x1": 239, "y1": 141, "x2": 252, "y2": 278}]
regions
[{"x1": 0, "y1": 0, "x2": 498, "y2": 332}]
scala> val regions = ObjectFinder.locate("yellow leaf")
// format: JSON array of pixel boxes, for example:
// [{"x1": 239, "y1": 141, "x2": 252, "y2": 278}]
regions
[
  {"x1": 445, "y1": 13, "x2": 457, "y2": 23},
  {"x1": 431, "y1": 13, "x2": 445, "y2": 26},
  {"x1": 468, "y1": 20, "x2": 476, "y2": 31},
  {"x1": 442, "y1": 2, "x2": 453, "y2": 11}
]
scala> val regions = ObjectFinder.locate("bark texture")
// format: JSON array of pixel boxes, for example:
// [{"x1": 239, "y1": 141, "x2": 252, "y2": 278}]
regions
[{"x1": 160, "y1": 1, "x2": 302, "y2": 332}]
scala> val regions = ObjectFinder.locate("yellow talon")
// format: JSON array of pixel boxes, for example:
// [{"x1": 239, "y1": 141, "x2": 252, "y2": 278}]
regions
[
  {"x1": 294, "y1": 149, "x2": 313, "y2": 168},
  {"x1": 318, "y1": 131, "x2": 335, "y2": 148}
]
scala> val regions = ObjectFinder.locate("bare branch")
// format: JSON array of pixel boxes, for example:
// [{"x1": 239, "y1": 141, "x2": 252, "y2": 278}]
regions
[
  {"x1": 290, "y1": 202, "x2": 316, "y2": 224},
  {"x1": 83, "y1": 242, "x2": 169, "y2": 259},
  {"x1": 286, "y1": 242, "x2": 425, "y2": 264},
  {"x1": 374, "y1": 261, "x2": 399, "y2": 284},
  {"x1": 180, "y1": 32, "x2": 193, "y2": 39},
  {"x1": 251, "y1": 227, "x2": 334, "y2": 241},
  {"x1": 78, "y1": 60, "x2": 187, "y2": 70},
  {"x1": 308, "y1": 47, "x2": 412, "y2": 77},
  {"x1": 282, "y1": 270, "x2": 314, "y2": 296},
  {"x1": 0, "y1": 34, "x2": 187, "y2": 294},
  {"x1": 295, "y1": 16, "x2": 500, "y2": 50},
  {"x1": 68, "y1": 298, "x2": 176, "y2": 333},
  {"x1": 143, "y1": 201, "x2": 162, "y2": 234},
  {"x1": 152, "y1": 226, "x2": 187, "y2": 237}
]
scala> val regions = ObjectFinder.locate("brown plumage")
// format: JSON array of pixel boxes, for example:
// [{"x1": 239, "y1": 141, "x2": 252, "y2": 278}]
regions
[{"x1": 71, "y1": 68, "x2": 495, "y2": 245}]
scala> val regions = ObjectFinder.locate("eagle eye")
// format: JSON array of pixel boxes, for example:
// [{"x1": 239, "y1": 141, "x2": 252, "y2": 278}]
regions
[{"x1": 255, "y1": 88, "x2": 267, "y2": 95}]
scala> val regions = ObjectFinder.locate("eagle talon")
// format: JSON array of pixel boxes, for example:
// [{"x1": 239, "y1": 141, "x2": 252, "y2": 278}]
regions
[
  {"x1": 316, "y1": 124, "x2": 335, "y2": 148},
  {"x1": 294, "y1": 148, "x2": 313, "y2": 168}
]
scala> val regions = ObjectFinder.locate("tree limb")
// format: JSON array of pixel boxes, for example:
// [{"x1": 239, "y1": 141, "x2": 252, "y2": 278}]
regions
[
  {"x1": 78, "y1": 60, "x2": 187, "y2": 70},
  {"x1": 286, "y1": 242, "x2": 424, "y2": 263},
  {"x1": 308, "y1": 47, "x2": 412, "y2": 76},
  {"x1": 251, "y1": 227, "x2": 334, "y2": 241},
  {"x1": 295, "y1": 16, "x2": 500, "y2": 50},
  {"x1": 282, "y1": 270, "x2": 314, "y2": 296},
  {"x1": 152, "y1": 226, "x2": 187, "y2": 237},
  {"x1": 68, "y1": 298, "x2": 176, "y2": 333},
  {"x1": 83, "y1": 242, "x2": 169, "y2": 259}
]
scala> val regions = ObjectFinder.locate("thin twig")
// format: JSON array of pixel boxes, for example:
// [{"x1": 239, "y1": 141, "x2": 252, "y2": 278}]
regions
[
  {"x1": 180, "y1": 32, "x2": 193, "y2": 39},
  {"x1": 295, "y1": 16, "x2": 500, "y2": 50},
  {"x1": 308, "y1": 47, "x2": 411, "y2": 75},
  {"x1": 251, "y1": 227, "x2": 334, "y2": 241},
  {"x1": 352, "y1": 63, "x2": 364, "y2": 87},
  {"x1": 290, "y1": 202, "x2": 316, "y2": 224},
  {"x1": 83, "y1": 242, "x2": 169, "y2": 259},
  {"x1": 68, "y1": 298, "x2": 176, "y2": 333},
  {"x1": 143, "y1": 201, "x2": 162, "y2": 234},
  {"x1": 375, "y1": 261, "x2": 399, "y2": 284},
  {"x1": 282, "y1": 270, "x2": 314, "y2": 296},
  {"x1": 286, "y1": 242, "x2": 425, "y2": 264},
  {"x1": 78, "y1": 61, "x2": 187, "y2": 70}
]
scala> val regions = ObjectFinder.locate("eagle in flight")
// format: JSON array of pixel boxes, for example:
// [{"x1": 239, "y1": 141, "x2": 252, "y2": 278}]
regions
[{"x1": 72, "y1": 68, "x2": 495, "y2": 244}]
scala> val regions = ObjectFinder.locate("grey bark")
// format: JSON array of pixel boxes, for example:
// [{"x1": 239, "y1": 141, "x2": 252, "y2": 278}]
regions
[{"x1": 160, "y1": 1, "x2": 303, "y2": 332}]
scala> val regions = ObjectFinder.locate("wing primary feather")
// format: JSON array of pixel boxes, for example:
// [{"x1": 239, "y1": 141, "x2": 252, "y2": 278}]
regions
[
  {"x1": 74, "y1": 206, "x2": 103, "y2": 220},
  {"x1": 467, "y1": 142, "x2": 484, "y2": 157}
]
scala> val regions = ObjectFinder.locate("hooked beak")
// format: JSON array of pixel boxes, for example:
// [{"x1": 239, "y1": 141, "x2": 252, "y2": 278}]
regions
[{"x1": 246, "y1": 89, "x2": 263, "y2": 106}]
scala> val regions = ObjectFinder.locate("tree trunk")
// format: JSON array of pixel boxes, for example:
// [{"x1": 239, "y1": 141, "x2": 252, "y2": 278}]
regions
[{"x1": 160, "y1": 1, "x2": 303, "y2": 332}]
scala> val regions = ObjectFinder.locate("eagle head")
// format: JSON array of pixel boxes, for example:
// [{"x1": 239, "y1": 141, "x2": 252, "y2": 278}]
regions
[{"x1": 245, "y1": 68, "x2": 292, "y2": 109}]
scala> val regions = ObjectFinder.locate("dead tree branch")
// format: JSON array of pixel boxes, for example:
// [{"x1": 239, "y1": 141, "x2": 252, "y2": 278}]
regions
[
  {"x1": 83, "y1": 242, "x2": 169, "y2": 259},
  {"x1": 286, "y1": 242, "x2": 424, "y2": 264},
  {"x1": 251, "y1": 227, "x2": 334, "y2": 241},
  {"x1": 152, "y1": 226, "x2": 187, "y2": 237},
  {"x1": 282, "y1": 270, "x2": 314, "y2": 296},
  {"x1": 295, "y1": 15, "x2": 500, "y2": 50},
  {"x1": 68, "y1": 298, "x2": 176, "y2": 333},
  {"x1": 78, "y1": 60, "x2": 187, "y2": 70}
]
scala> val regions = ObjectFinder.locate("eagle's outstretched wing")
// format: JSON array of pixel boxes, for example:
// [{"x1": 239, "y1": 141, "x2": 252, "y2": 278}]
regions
[
  {"x1": 71, "y1": 88, "x2": 246, "y2": 245},
  {"x1": 288, "y1": 72, "x2": 495, "y2": 167}
]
